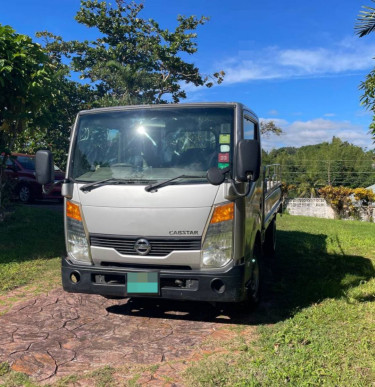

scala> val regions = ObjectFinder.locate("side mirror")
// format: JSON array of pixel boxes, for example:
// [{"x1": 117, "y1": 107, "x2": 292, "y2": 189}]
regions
[
  {"x1": 236, "y1": 139, "x2": 261, "y2": 182},
  {"x1": 207, "y1": 167, "x2": 225, "y2": 185},
  {"x1": 35, "y1": 150, "x2": 54, "y2": 185},
  {"x1": 207, "y1": 166, "x2": 230, "y2": 186}
]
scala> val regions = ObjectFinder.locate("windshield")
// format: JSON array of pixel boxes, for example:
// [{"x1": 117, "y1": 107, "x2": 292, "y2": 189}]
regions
[{"x1": 70, "y1": 107, "x2": 234, "y2": 183}]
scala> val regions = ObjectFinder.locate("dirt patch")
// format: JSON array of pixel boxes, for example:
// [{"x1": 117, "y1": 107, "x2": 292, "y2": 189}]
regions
[{"x1": 0, "y1": 288, "x2": 257, "y2": 385}]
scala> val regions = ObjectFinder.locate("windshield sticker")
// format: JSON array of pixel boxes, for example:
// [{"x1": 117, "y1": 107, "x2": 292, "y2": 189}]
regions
[
  {"x1": 218, "y1": 162, "x2": 230, "y2": 169},
  {"x1": 220, "y1": 145, "x2": 230, "y2": 152},
  {"x1": 218, "y1": 153, "x2": 230, "y2": 163},
  {"x1": 219, "y1": 134, "x2": 230, "y2": 144}
]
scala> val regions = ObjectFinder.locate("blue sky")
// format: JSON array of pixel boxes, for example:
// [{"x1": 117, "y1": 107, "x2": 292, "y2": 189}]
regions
[{"x1": 2, "y1": 0, "x2": 374, "y2": 151}]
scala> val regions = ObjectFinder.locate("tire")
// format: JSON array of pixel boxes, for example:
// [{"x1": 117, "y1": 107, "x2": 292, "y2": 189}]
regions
[
  {"x1": 225, "y1": 243, "x2": 262, "y2": 315},
  {"x1": 18, "y1": 184, "x2": 33, "y2": 203},
  {"x1": 246, "y1": 243, "x2": 262, "y2": 307},
  {"x1": 263, "y1": 217, "x2": 276, "y2": 258}
]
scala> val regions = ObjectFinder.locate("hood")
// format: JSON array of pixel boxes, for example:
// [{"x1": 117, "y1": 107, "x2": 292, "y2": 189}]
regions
[{"x1": 77, "y1": 183, "x2": 220, "y2": 237}]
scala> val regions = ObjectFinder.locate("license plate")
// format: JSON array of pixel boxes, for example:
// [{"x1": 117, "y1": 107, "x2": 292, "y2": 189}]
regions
[{"x1": 126, "y1": 272, "x2": 160, "y2": 295}]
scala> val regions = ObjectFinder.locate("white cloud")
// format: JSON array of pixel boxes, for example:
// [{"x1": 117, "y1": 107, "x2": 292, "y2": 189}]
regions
[
  {"x1": 262, "y1": 117, "x2": 373, "y2": 151},
  {"x1": 260, "y1": 117, "x2": 288, "y2": 127},
  {"x1": 288, "y1": 118, "x2": 359, "y2": 132},
  {"x1": 220, "y1": 37, "x2": 375, "y2": 84}
]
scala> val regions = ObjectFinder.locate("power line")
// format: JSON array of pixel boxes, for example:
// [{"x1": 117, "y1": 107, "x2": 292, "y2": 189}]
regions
[
  {"x1": 275, "y1": 160, "x2": 374, "y2": 162},
  {"x1": 284, "y1": 171, "x2": 375, "y2": 174},
  {"x1": 273, "y1": 159, "x2": 374, "y2": 161}
]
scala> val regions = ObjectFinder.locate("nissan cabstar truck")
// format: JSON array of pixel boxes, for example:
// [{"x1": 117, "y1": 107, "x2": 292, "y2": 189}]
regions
[{"x1": 36, "y1": 102, "x2": 282, "y2": 309}]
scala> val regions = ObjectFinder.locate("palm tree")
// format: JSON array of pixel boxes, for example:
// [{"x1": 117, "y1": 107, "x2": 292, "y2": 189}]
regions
[
  {"x1": 356, "y1": 1, "x2": 375, "y2": 37},
  {"x1": 295, "y1": 176, "x2": 326, "y2": 198}
]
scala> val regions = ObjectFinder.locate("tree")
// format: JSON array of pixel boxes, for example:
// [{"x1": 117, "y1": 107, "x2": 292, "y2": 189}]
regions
[
  {"x1": 0, "y1": 24, "x2": 55, "y2": 210},
  {"x1": 356, "y1": 2, "x2": 375, "y2": 138},
  {"x1": 38, "y1": 0, "x2": 224, "y2": 106},
  {"x1": 266, "y1": 138, "x2": 375, "y2": 191},
  {"x1": 260, "y1": 120, "x2": 283, "y2": 137},
  {"x1": 14, "y1": 76, "x2": 94, "y2": 169},
  {"x1": 295, "y1": 177, "x2": 326, "y2": 198},
  {"x1": 0, "y1": 24, "x2": 54, "y2": 151},
  {"x1": 355, "y1": 1, "x2": 375, "y2": 37}
]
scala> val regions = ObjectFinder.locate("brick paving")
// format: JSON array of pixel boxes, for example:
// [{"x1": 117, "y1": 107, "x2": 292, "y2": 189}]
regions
[{"x1": 0, "y1": 288, "x2": 250, "y2": 384}]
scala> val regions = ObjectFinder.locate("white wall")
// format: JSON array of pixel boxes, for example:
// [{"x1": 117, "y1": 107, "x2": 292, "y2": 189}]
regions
[{"x1": 285, "y1": 198, "x2": 335, "y2": 219}]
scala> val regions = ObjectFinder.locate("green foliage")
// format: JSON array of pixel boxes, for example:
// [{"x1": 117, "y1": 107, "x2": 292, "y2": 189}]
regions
[
  {"x1": 356, "y1": 2, "x2": 375, "y2": 138},
  {"x1": 318, "y1": 185, "x2": 355, "y2": 218},
  {"x1": 353, "y1": 186, "x2": 375, "y2": 204},
  {"x1": 13, "y1": 77, "x2": 94, "y2": 169},
  {"x1": 0, "y1": 24, "x2": 56, "y2": 207},
  {"x1": 38, "y1": 0, "x2": 224, "y2": 105},
  {"x1": 260, "y1": 120, "x2": 283, "y2": 136},
  {"x1": 0, "y1": 24, "x2": 54, "y2": 147},
  {"x1": 359, "y1": 68, "x2": 375, "y2": 139},
  {"x1": 0, "y1": 363, "x2": 10, "y2": 377},
  {"x1": 356, "y1": 1, "x2": 375, "y2": 37},
  {"x1": 265, "y1": 137, "x2": 375, "y2": 196}
]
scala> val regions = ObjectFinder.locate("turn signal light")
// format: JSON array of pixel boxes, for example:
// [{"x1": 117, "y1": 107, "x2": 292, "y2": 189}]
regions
[
  {"x1": 210, "y1": 202, "x2": 234, "y2": 224},
  {"x1": 66, "y1": 201, "x2": 82, "y2": 221}
]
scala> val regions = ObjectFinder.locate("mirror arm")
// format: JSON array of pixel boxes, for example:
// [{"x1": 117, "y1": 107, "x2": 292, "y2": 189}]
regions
[
  {"x1": 228, "y1": 178, "x2": 251, "y2": 197},
  {"x1": 228, "y1": 173, "x2": 253, "y2": 197},
  {"x1": 41, "y1": 179, "x2": 69, "y2": 195}
]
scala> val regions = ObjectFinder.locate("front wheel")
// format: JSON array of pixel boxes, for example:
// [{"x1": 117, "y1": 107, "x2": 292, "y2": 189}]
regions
[
  {"x1": 226, "y1": 244, "x2": 262, "y2": 315},
  {"x1": 246, "y1": 243, "x2": 262, "y2": 307},
  {"x1": 18, "y1": 184, "x2": 33, "y2": 203}
]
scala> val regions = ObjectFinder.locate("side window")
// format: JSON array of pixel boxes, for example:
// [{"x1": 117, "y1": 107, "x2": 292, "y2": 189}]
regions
[
  {"x1": 17, "y1": 156, "x2": 35, "y2": 170},
  {"x1": 244, "y1": 116, "x2": 256, "y2": 140}
]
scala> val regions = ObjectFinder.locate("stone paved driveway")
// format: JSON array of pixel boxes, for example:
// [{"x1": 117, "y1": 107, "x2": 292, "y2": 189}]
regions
[{"x1": 0, "y1": 288, "x2": 254, "y2": 384}]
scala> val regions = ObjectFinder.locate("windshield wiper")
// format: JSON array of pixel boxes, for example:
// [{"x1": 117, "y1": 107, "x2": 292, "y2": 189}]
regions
[
  {"x1": 145, "y1": 175, "x2": 206, "y2": 192},
  {"x1": 80, "y1": 178, "x2": 154, "y2": 192}
]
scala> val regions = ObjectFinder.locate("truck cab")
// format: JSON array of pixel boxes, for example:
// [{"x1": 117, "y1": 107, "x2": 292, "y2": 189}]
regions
[{"x1": 36, "y1": 103, "x2": 282, "y2": 308}]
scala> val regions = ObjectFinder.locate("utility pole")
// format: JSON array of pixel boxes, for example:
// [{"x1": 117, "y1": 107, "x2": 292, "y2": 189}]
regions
[{"x1": 327, "y1": 160, "x2": 331, "y2": 186}]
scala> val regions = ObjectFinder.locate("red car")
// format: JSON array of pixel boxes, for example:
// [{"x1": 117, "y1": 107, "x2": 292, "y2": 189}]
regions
[{"x1": 4, "y1": 153, "x2": 65, "y2": 203}]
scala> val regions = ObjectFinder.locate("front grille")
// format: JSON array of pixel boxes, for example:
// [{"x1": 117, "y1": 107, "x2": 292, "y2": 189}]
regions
[
  {"x1": 100, "y1": 262, "x2": 192, "y2": 270},
  {"x1": 90, "y1": 234, "x2": 201, "y2": 257}
]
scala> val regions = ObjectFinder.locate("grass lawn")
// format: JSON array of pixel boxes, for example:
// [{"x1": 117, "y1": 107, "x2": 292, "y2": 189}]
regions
[
  {"x1": 0, "y1": 205, "x2": 64, "y2": 305},
  {"x1": 0, "y1": 210, "x2": 374, "y2": 386},
  {"x1": 185, "y1": 215, "x2": 375, "y2": 386}
]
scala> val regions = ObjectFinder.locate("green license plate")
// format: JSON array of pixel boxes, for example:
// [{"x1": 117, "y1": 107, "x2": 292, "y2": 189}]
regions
[{"x1": 126, "y1": 272, "x2": 160, "y2": 295}]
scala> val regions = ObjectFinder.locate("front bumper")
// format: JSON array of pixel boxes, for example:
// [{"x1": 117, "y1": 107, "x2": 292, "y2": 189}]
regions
[{"x1": 62, "y1": 256, "x2": 247, "y2": 303}]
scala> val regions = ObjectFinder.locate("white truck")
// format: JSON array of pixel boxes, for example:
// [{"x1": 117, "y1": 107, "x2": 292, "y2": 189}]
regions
[{"x1": 36, "y1": 102, "x2": 282, "y2": 309}]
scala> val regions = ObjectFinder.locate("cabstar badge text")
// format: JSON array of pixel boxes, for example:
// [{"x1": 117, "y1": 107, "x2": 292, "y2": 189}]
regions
[{"x1": 169, "y1": 231, "x2": 199, "y2": 236}]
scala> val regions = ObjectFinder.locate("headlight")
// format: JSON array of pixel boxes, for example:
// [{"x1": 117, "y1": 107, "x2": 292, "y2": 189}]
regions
[
  {"x1": 201, "y1": 202, "x2": 234, "y2": 268},
  {"x1": 66, "y1": 201, "x2": 92, "y2": 264}
]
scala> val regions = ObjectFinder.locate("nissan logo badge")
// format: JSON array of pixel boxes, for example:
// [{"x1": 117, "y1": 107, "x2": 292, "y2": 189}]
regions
[{"x1": 134, "y1": 238, "x2": 151, "y2": 255}]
